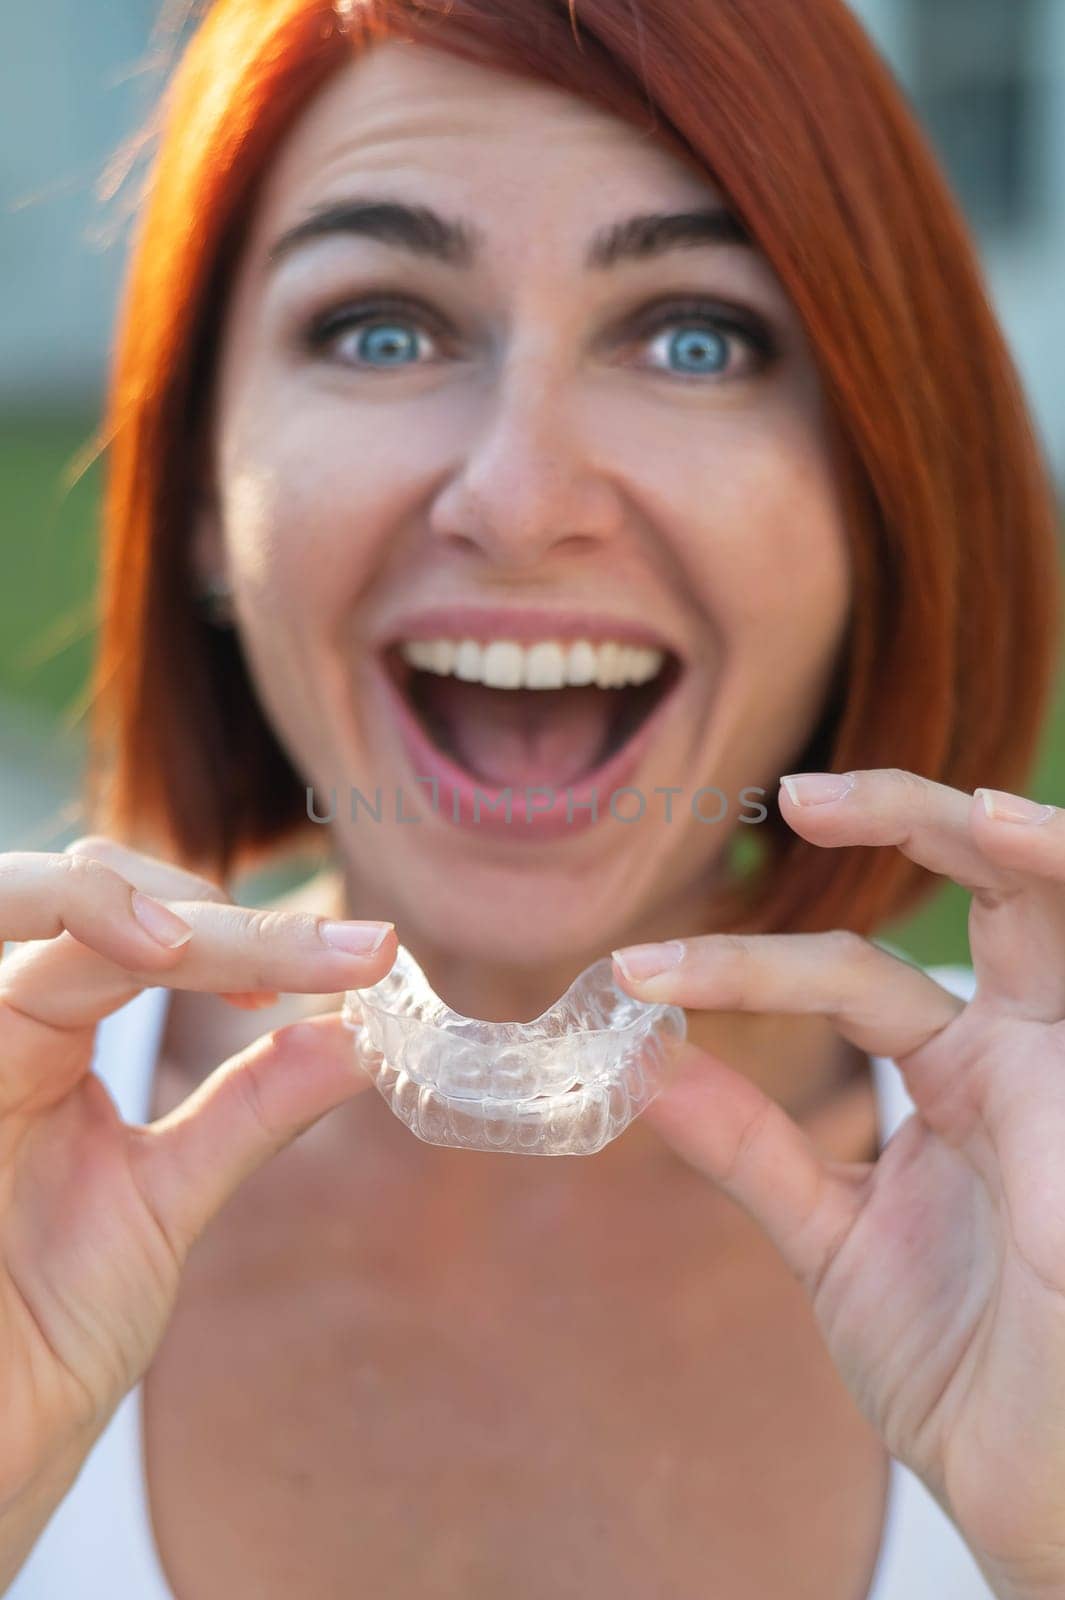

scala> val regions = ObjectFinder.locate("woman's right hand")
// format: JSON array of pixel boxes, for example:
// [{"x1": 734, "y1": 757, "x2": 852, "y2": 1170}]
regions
[{"x1": 0, "y1": 837, "x2": 396, "y2": 1567}]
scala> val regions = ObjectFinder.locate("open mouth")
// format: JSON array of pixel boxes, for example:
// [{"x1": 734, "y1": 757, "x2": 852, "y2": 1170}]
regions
[{"x1": 381, "y1": 638, "x2": 683, "y2": 791}]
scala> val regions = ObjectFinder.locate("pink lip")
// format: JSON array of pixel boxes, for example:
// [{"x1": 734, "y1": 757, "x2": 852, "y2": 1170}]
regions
[
  {"x1": 377, "y1": 603, "x2": 681, "y2": 656},
  {"x1": 372, "y1": 652, "x2": 684, "y2": 842}
]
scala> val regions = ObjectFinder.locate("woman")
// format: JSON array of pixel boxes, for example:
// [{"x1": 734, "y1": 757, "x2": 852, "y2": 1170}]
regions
[{"x1": 2, "y1": 0, "x2": 1063, "y2": 1594}]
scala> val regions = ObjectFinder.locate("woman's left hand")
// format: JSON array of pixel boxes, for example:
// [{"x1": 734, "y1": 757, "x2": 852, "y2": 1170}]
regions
[{"x1": 611, "y1": 769, "x2": 1065, "y2": 1600}]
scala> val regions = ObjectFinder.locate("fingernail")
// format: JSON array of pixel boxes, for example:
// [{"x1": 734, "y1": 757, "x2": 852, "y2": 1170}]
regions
[
  {"x1": 319, "y1": 920, "x2": 394, "y2": 956},
  {"x1": 976, "y1": 788, "x2": 1055, "y2": 825},
  {"x1": 612, "y1": 939, "x2": 686, "y2": 983},
  {"x1": 780, "y1": 772, "x2": 856, "y2": 806},
  {"x1": 131, "y1": 890, "x2": 194, "y2": 949}
]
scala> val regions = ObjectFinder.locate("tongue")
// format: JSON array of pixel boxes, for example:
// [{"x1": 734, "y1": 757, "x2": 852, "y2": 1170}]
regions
[{"x1": 415, "y1": 676, "x2": 615, "y2": 788}]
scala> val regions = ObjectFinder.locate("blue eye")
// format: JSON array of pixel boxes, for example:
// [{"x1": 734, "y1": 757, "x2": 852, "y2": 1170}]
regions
[
  {"x1": 358, "y1": 324, "x2": 418, "y2": 365},
  {"x1": 654, "y1": 325, "x2": 730, "y2": 376},
  {"x1": 306, "y1": 296, "x2": 774, "y2": 380},
  {"x1": 637, "y1": 305, "x2": 773, "y2": 380},
  {"x1": 335, "y1": 316, "x2": 433, "y2": 368}
]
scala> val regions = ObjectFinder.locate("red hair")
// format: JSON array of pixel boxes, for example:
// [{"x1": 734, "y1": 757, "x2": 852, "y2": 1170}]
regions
[{"x1": 84, "y1": 0, "x2": 1063, "y2": 936}]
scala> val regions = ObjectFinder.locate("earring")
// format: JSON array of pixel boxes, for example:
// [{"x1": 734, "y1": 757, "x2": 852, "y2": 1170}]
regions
[
  {"x1": 727, "y1": 826, "x2": 767, "y2": 881},
  {"x1": 197, "y1": 576, "x2": 235, "y2": 628}
]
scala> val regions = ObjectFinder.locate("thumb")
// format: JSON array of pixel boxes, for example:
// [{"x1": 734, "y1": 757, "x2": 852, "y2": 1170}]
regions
[
  {"x1": 642, "y1": 1042, "x2": 865, "y2": 1292},
  {"x1": 138, "y1": 1012, "x2": 374, "y2": 1254}
]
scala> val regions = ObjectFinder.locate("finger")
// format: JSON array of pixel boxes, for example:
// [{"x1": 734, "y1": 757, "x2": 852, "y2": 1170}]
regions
[
  {"x1": 966, "y1": 788, "x2": 1065, "y2": 1019},
  {"x1": 0, "y1": 845, "x2": 244, "y2": 1112},
  {"x1": 1, "y1": 899, "x2": 397, "y2": 1030},
  {"x1": 0, "y1": 851, "x2": 197, "y2": 971},
  {"x1": 639, "y1": 1038, "x2": 868, "y2": 1298},
  {"x1": 62, "y1": 835, "x2": 232, "y2": 909},
  {"x1": 63, "y1": 841, "x2": 279, "y2": 1011},
  {"x1": 0, "y1": 836, "x2": 232, "y2": 1004},
  {"x1": 613, "y1": 930, "x2": 967, "y2": 1133},
  {"x1": 135, "y1": 1011, "x2": 373, "y2": 1254},
  {"x1": 777, "y1": 769, "x2": 1065, "y2": 1021},
  {"x1": 65, "y1": 848, "x2": 304, "y2": 1014}
]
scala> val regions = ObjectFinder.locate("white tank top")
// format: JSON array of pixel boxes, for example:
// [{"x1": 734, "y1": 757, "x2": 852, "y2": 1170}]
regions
[{"x1": 7, "y1": 963, "x2": 997, "y2": 1598}]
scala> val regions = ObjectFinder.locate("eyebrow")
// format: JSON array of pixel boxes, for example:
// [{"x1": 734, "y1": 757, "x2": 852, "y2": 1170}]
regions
[{"x1": 265, "y1": 196, "x2": 753, "y2": 274}]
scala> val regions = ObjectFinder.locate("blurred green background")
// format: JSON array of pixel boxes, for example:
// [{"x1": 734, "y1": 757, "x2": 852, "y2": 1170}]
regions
[{"x1": 2, "y1": 0, "x2": 1064, "y2": 963}]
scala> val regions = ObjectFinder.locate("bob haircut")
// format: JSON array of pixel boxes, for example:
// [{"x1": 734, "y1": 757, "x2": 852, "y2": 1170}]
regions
[{"x1": 84, "y1": 0, "x2": 1063, "y2": 938}]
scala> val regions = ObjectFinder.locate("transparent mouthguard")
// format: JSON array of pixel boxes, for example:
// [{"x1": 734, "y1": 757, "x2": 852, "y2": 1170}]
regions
[{"x1": 342, "y1": 944, "x2": 687, "y2": 1156}]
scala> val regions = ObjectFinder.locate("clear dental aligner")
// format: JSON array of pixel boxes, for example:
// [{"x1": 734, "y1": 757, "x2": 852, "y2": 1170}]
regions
[{"x1": 342, "y1": 944, "x2": 688, "y2": 1156}]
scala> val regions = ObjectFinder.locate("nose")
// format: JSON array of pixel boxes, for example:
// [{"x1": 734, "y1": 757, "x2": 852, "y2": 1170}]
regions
[{"x1": 427, "y1": 353, "x2": 627, "y2": 571}]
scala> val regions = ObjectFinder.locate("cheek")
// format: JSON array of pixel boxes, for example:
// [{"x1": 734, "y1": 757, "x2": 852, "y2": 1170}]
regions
[
  {"x1": 220, "y1": 376, "x2": 465, "y2": 610},
  {"x1": 634, "y1": 400, "x2": 852, "y2": 645},
  {"x1": 216, "y1": 428, "x2": 395, "y2": 631}
]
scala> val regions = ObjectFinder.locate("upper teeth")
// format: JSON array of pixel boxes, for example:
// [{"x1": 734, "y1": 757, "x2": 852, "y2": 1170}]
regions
[{"x1": 398, "y1": 638, "x2": 666, "y2": 690}]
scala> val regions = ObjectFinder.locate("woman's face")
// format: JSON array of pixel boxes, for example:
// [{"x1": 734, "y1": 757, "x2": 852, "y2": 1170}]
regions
[{"x1": 196, "y1": 39, "x2": 852, "y2": 1006}]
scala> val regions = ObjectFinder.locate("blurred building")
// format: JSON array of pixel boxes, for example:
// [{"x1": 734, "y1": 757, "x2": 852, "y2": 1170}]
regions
[
  {"x1": 851, "y1": 0, "x2": 1065, "y2": 483},
  {"x1": 0, "y1": 2, "x2": 161, "y2": 410},
  {"x1": 1, "y1": 0, "x2": 1064, "y2": 480}
]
